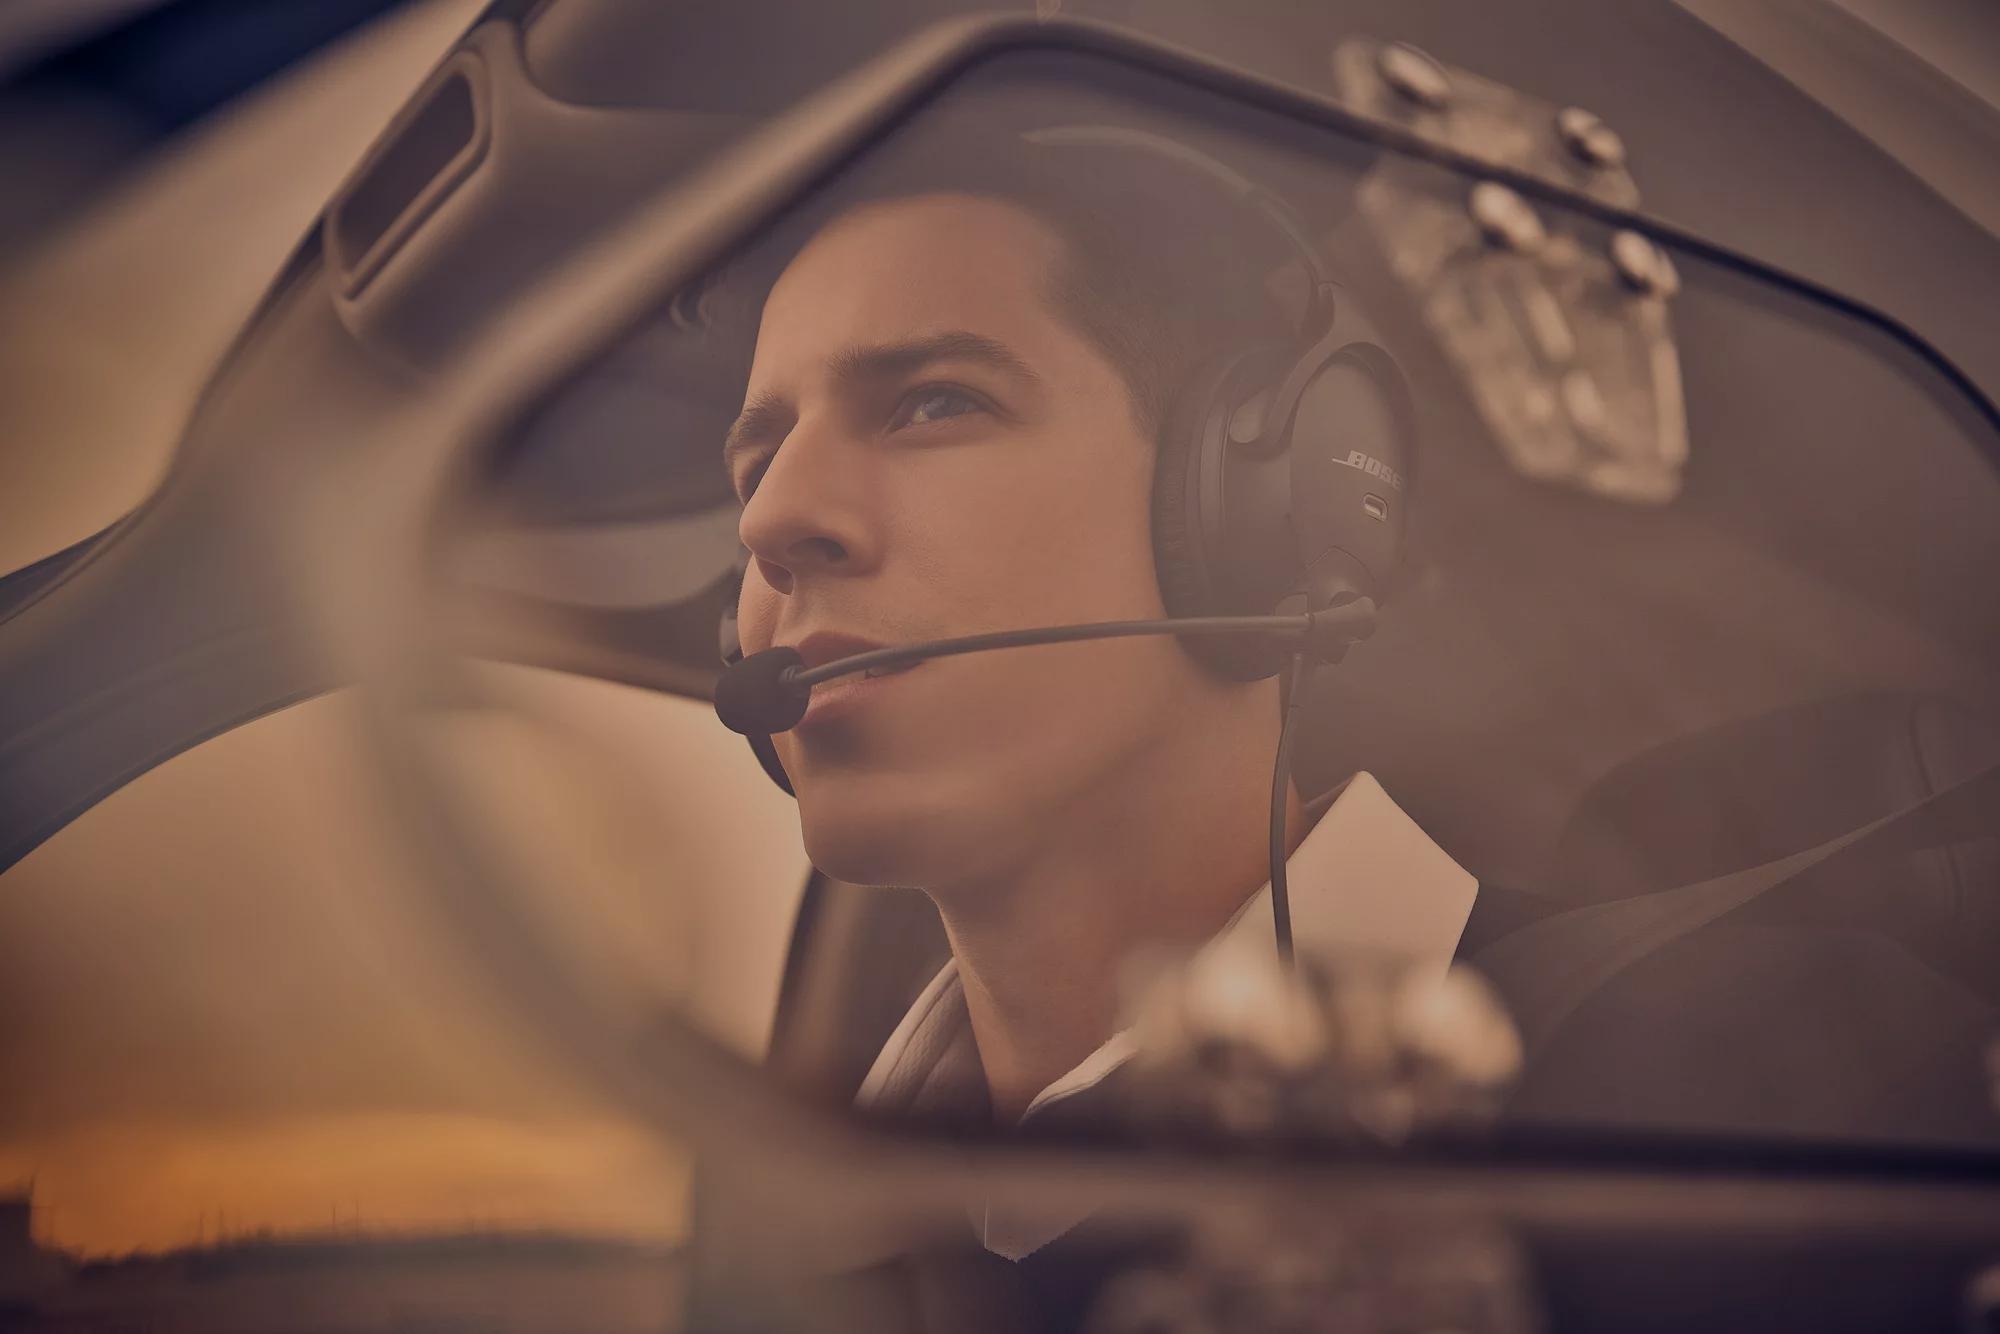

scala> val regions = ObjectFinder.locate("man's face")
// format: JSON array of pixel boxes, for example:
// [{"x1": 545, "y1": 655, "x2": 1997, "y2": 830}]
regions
[{"x1": 728, "y1": 193, "x2": 1231, "y2": 889}]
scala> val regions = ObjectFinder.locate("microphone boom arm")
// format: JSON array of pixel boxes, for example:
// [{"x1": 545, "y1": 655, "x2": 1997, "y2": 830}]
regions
[{"x1": 786, "y1": 604, "x2": 1377, "y2": 691}]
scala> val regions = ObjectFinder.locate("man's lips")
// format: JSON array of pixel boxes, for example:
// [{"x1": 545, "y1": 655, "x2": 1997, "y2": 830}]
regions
[
  {"x1": 781, "y1": 631, "x2": 924, "y2": 731},
  {"x1": 788, "y1": 630, "x2": 889, "y2": 672}
]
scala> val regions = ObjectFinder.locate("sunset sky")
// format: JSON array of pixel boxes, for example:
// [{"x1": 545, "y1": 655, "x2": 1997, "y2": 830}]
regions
[
  {"x1": 0, "y1": 679, "x2": 807, "y2": 1256},
  {"x1": 0, "y1": 0, "x2": 814, "y2": 1260}
]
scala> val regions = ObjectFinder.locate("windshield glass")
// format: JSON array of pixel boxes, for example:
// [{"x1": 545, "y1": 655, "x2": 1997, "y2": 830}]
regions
[
  {"x1": 420, "y1": 44, "x2": 2000, "y2": 1157},
  {"x1": 7, "y1": 28, "x2": 1998, "y2": 1328}
]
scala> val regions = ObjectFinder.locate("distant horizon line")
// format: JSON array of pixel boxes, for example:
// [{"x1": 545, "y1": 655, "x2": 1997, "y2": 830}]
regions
[{"x1": 50, "y1": 1218, "x2": 685, "y2": 1268}]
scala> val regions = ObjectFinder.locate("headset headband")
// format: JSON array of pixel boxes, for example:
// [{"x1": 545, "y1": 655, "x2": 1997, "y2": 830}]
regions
[{"x1": 1021, "y1": 123, "x2": 1338, "y2": 341}]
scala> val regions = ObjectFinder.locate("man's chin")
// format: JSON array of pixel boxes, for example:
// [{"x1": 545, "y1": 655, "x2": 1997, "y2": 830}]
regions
[{"x1": 793, "y1": 767, "x2": 992, "y2": 890}]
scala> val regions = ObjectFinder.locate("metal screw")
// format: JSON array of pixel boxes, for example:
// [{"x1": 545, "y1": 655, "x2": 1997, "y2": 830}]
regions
[
  {"x1": 1555, "y1": 106, "x2": 1626, "y2": 169},
  {"x1": 1468, "y1": 182, "x2": 1546, "y2": 252},
  {"x1": 1377, "y1": 42, "x2": 1451, "y2": 110},
  {"x1": 1609, "y1": 229, "x2": 1679, "y2": 296}
]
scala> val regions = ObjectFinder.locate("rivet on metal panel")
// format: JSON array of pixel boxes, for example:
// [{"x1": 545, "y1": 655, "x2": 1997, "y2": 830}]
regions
[
  {"x1": 1468, "y1": 182, "x2": 1546, "y2": 252},
  {"x1": 1555, "y1": 106, "x2": 1626, "y2": 169},
  {"x1": 1609, "y1": 229, "x2": 1680, "y2": 297},
  {"x1": 1376, "y1": 41, "x2": 1452, "y2": 110}
]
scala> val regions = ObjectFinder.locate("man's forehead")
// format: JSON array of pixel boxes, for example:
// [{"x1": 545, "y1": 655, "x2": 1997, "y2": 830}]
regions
[{"x1": 750, "y1": 192, "x2": 1067, "y2": 380}]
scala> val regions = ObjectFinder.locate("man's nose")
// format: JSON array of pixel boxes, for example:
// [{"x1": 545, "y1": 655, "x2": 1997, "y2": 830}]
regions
[{"x1": 736, "y1": 422, "x2": 881, "y2": 595}]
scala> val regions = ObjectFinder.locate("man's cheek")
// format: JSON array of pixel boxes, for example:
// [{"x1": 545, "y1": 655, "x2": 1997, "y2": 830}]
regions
[{"x1": 736, "y1": 584, "x2": 780, "y2": 656}]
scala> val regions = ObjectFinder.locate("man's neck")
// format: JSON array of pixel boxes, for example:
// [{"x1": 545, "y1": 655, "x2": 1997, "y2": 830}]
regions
[{"x1": 930, "y1": 733, "x2": 1312, "y2": 1124}]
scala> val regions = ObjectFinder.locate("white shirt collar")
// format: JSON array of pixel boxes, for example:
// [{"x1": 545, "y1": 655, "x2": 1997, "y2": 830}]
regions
[{"x1": 853, "y1": 771, "x2": 1478, "y2": 1256}]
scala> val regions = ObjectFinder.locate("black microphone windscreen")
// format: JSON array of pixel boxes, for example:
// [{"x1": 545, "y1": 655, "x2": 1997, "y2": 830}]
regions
[{"x1": 713, "y1": 646, "x2": 809, "y2": 736}]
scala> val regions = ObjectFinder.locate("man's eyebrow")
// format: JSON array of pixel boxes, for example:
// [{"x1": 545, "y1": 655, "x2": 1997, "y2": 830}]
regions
[{"x1": 827, "y1": 329, "x2": 1043, "y2": 390}]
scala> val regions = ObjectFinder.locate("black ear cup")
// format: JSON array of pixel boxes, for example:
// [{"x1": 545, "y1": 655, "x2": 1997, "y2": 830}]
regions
[
  {"x1": 1151, "y1": 342, "x2": 1308, "y2": 682},
  {"x1": 1284, "y1": 341, "x2": 1414, "y2": 604},
  {"x1": 1150, "y1": 350, "x2": 1237, "y2": 623},
  {"x1": 1151, "y1": 322, "x2": 1415, "y2": 684}
]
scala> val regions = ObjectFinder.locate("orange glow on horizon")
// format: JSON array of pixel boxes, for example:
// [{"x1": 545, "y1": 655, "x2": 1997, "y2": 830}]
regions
[{"x1": 0, "y1": 1113, "x2": 690, "y2": 1258}]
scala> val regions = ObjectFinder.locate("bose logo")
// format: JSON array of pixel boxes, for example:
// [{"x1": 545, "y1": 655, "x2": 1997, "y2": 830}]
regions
[{"x1": 1338, "y1": 449, "x2": 1405, "y2": 492}]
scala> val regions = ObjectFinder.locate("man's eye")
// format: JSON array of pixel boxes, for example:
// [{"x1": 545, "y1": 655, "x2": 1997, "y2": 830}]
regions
[{"x1": 889, "y1": 385, "x2": 987, "y2": 431}]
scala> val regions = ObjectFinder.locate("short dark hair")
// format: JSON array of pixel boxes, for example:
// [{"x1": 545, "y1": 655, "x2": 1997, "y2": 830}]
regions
[
  {"x1": 731, "y1": 138, "x2": 1293, "y2": 446},
  {"x1": 1035, "y1": 190, "x2": 1245, "y2": 439},
  {"x1": 950, "y1": 155, "x2": 1291, "y2": 442}
]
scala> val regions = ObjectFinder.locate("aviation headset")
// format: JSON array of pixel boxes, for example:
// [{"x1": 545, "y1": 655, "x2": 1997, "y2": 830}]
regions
[{"x1": 719, "y1": 125, "x2": 1416, "y2": 795}]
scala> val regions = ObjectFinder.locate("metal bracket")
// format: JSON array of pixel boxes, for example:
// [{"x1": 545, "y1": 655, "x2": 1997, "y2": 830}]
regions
[
  {"x1": 1335, "y1": 39, "x2": 1689, "y2": 504},
  {"x1": 1333, "y1": 38, "x2": 1641, "y2": 209}
]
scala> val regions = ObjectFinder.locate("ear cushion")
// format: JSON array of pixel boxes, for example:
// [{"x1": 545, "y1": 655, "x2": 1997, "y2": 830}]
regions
[
  {"x1": 1150, "y1": 355, "x2": 1225, "y2": 625},
  {"x1": 1151, "y1": 343, "x2": 1294, "y2": 681}
]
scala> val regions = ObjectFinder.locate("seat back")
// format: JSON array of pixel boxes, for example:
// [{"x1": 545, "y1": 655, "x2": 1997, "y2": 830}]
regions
[{"x1": 1548, "y1": 692, "x2": 2000, "y2": 993}]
